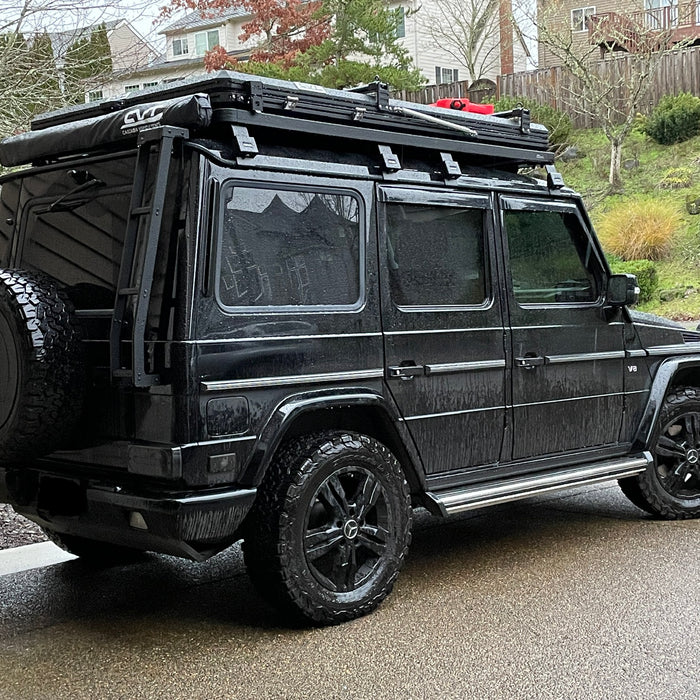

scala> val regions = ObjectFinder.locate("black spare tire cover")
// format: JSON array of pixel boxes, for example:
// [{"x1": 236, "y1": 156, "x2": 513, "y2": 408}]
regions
[{"x1": 0, "y1": 269, "x2": 84, "y2": 464}]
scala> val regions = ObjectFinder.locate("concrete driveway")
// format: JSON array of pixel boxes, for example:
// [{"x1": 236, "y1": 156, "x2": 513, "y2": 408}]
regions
[{"x1": 0, "y1": 483, "x2": 697, "y2": 700}]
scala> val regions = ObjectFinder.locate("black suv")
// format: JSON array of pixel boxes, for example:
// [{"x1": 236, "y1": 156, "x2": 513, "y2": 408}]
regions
[{"x1": 1, "y1": 72, "x2": 699, "y2": 625}]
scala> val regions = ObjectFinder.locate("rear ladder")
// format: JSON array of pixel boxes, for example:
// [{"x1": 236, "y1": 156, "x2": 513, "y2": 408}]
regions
[{"x1": 110, "y1": 125, "x2": 188, "y2": 387}]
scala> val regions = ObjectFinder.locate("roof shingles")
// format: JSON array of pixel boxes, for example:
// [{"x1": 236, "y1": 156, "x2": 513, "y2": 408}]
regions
[{"x1": 160, "y1": 7, "x2": 248, "y2": 33}]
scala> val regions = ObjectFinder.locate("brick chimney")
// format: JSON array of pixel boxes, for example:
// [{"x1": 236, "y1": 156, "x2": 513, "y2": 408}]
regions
[{"x1": 499, "y1": 0, "x2": 514, "y2": 74}]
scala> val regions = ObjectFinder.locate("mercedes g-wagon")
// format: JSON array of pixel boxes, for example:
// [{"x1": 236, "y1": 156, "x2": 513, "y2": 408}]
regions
[{"x1": 0, "y1": 72, "x2": 699, "y2": 625}]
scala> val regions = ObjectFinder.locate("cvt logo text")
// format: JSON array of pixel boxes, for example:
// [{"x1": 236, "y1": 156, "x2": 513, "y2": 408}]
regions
[{"x1": 121, "y1": 105, "x2": 165, "y2": 134}]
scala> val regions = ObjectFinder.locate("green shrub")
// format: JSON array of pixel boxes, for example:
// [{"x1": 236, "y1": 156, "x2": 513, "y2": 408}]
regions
[
  {"x1": 659, "y1": 166, "x2": 694, "y2": 189},
  {"x1": 608, "y1": 258, "x2": 658, "y2": 304},
  {"x1": 492, "y1": 96, "x2": 572, "y2": 150},
  {"x1": 645, "y1": 92, "x2": 700, "y2": 145},
  {"x1": 596, "y1": 197, "x2": 682, "y2": 261}
]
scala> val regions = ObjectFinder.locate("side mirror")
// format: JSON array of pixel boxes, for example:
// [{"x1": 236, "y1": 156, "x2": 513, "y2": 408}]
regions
[{"x1": 607, "y1": 273, "x2": 639, "y2": 307}]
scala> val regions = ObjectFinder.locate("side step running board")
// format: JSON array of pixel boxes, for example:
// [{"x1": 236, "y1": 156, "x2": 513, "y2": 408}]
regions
[{"x1": 425, "y1": 453, "x2": 652, "y2": 517}]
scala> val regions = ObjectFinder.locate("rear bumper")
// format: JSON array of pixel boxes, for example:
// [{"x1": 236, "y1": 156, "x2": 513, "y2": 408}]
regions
[{"x1": 0, "y1": 466, "x2": 257, "y2": 561}]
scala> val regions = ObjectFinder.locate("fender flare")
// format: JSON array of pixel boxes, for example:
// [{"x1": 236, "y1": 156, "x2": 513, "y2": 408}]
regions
[
  {"x1": 238, "y1": 389, "x2": 425, "y2": 491},
  {"x1": 633, "y1": 354, "x2": 700, "y2": 450}
]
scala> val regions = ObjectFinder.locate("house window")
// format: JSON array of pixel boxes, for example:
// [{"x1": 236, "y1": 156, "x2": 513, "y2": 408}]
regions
[
  {"x1": 87, "y1": 90, "x2": 103, "y2": 102},
  {"x1": 124, "y1": 84, "x2": 139, "y2": 94},
  {"x1": 395, "y1": 7, "x2": 405, "y2": 39},
  {"x1": 571, "y1": 6, "x2": 596, "y2": 32},
  {"x1": 195, "y1": 29, "x2": 220, "y2": 56},
  {"x1": 142, "y1": 81, "x2": 158, "y2": 88},
  {"x1": 435, "y1": 67, "x2": 459, "y2": 84},
  {"x1": 172, "y1": 37, "x2": 189, "y2": 57}
]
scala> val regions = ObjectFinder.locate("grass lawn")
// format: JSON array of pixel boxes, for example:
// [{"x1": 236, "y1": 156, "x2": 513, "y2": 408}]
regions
[{"x1": 556, "y1": 128, "x2": 700, "y2": 321}]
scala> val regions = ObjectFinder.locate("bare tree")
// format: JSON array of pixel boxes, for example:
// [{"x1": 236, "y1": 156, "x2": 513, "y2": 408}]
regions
[
  {"x1": 0, "y1": 0, "x2": 156, "y2": 142},
  {"x1": 420, "y1": 0, "x2": 502, "y2": 83},
  {"x1": 520, "y1": 0, "x2": 689, "y2": 192}
]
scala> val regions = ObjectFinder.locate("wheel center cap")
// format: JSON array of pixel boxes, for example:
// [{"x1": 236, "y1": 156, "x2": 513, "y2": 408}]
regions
[
  {"x1": 343, "y1": 519, "x2": 359, "y2": 540},
  {"x1": 687, "y1": 449, "x2": 699, "y2": 465}
]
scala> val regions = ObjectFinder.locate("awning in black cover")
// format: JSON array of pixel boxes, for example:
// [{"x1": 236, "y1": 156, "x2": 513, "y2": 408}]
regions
[{"x1": 0, "y1": 93, "x2": 212, "y2": 167}]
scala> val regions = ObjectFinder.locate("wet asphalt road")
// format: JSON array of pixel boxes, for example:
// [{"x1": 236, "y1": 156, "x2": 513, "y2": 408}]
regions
[{"x1": 0, "y1": 484, "x2": 698, "y2": 700}]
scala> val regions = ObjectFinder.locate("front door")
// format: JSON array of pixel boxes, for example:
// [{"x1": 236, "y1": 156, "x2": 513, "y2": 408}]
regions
[
  {"x1": 378, "y1": 186, "x2": 507, "y2": 475},
  {"x1": 500, "y1": 196, "x2": 625, "y2": 461}
]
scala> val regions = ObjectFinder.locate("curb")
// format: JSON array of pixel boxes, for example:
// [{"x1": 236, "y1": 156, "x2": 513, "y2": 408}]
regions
[{"x1": 0, "y1": 541, "x2": 77, "y2": 576}]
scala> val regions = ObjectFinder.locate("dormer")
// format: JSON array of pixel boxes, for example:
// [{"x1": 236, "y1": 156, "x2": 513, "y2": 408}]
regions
[{"x1": 161, "y1": 8, "x2": 252, "y2": 63}]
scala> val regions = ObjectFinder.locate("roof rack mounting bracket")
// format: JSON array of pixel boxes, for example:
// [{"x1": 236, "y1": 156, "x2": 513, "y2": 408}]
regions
[
  {"x1": 494, "y1": 106, "x2": 531, "y2": 135},
  {"x1": 246, "y1": 80, "x2": 264, "y2": 113},
  {"x1": 378, "y1": 144, "x2": 401, "y2": 172},
  {"x1": 231, "y1": 125, "x2": 258, "y2": 157},
  {"x1": 347, "y1": 78, "x2": 389, "y2": 109},
  {"x1": 545, "y1": 164, "x2": 565, "y2": 189},
  {"x1": 440, "y1": 152, "x2": 462, "y2": 179}
]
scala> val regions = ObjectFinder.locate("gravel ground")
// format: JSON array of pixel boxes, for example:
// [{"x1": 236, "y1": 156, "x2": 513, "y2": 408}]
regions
[{"x1": 0, "y1": 504, "x2": 46, "y2": 550}]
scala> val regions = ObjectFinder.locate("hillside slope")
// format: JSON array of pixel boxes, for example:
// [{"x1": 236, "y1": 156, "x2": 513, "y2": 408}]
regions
[{"x1": 557, "y1": 128, "x2": 700, "y2": 321}]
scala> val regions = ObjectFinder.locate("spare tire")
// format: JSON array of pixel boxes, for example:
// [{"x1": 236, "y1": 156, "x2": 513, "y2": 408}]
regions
[{"x1": 0, "y1": 269, "x2": 85, "y2": 464}]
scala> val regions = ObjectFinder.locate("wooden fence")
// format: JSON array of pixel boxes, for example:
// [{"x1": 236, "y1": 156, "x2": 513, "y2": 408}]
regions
[{"x1": 394, "y1": 45, "x2": 700, "y2": 129}]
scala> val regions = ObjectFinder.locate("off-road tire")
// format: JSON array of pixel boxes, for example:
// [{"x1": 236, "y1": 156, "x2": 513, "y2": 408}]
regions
[
  {"x1": 0, "y1": 269, "x2": 84, "y2": 464},
  {"x1": 242, "y1": 432, "x2": 412, "y2": 625},
  {"x1": 43, "y1": 529, "x2": 145, "y2": 565},
  {"x1": 619, "y1": 386, "x2": 700, "y2": 519}
]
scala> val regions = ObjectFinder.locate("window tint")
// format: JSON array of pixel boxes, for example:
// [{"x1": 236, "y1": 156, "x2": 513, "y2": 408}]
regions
[
  {"x1": 22, "y1": 190, "x2": 130, "y2": 308},
  {"x1": 385, "y1": 203, "x2": 487, "y2": 307},
  {"x1": 218, "y1": 186, "x2": 361, "y2": 308},
  {"x1": 504, "y1": 209, "x2": 600, "y2": 304}
]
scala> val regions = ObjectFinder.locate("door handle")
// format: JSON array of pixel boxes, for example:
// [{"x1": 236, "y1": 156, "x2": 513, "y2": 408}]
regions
[
  {"x1": 388, "y1": 364, "x2": 425, "y2": 380},
  {"x1": 515, "y1": 355, "x2": 545, "y2": 370}
]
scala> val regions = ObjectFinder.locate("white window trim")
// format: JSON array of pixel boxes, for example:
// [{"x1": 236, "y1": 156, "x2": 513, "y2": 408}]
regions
[
  {"x1": 172, "y1": 37, "x2": 189, "y2": 57},
  {"x1": 194, "y1": 29, "x2": 220, "y2": 56},
  {"x1": 571, "y1": 6, "x2": 596, "y2": 33}
]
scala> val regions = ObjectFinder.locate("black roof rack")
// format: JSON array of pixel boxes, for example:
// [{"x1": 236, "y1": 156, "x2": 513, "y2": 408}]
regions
[{"x1": 0, "y1": 71, "x2": 553, "y2": 169}]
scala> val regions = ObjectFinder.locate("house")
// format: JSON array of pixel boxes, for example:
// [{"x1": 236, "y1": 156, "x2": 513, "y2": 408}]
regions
[
  {"x1": 49, "y1": 20, "x2": 156, "y2": 101},
  {"x1": 98, "y1": 1, "x2": 530, "y2": 100},
  {"x1": 538, "y1": 0, "x2": 700, "y2": 68}
]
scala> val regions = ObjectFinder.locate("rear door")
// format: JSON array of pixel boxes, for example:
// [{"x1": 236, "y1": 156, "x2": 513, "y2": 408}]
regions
[{"x1": 378, "y1": 186, "x2": 507, "y2": 476}]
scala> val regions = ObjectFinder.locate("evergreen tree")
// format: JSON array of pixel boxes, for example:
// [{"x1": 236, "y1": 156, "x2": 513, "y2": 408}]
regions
[
  {"x1": 164, "y1": 0, "x2": 425, "y2": 90},
  {"x1": 64, "y1": 23, "x2": 112, "y2": 104}
]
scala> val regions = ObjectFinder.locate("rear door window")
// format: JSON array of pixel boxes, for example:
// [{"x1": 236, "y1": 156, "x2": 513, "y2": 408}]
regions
[{"x1": 385, "y1": 202, "x2": 487, "y2": 307}]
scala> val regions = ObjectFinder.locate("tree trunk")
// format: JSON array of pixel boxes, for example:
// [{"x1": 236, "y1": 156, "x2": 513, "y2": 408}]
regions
[{"x1": 609, "y1": 138, "x2": 623, "y2": 193}]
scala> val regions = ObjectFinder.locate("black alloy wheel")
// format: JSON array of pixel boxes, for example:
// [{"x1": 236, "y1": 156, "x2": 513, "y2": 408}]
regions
[
  {"x1": 654, "y1": 408, "x2": 700, "y2": 500},
  {"x1": 303, "y1": 465, "x2": 391, "y2": 594},
  {"x1": 619, "y1": 387, "x2": 700, "y2": 519},
  {"x1": 242, "y1": 431, "x2": 412, "y2": 625}
]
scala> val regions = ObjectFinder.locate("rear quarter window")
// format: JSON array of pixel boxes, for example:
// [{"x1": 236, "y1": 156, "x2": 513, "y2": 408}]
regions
[{"x1": 216, "y1": 184, "x2": 363, "y2": 311}]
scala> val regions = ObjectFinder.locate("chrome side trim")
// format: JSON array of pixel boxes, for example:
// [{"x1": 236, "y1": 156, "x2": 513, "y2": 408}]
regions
[
  {"x1": 172, "y1": 488, "x2": 257, "y2": 506},
  {"x1": 646, "y1": 345, "x2": 700, "y2": 356},
  {"x1": 188, "y1": 332, "x2": 383, "y2": 345},
  {"x1": 201, "y1": 368, "x2": 384, "y2": 392},
  {"x1": 384, "y1": 327, "x2": 502, "y2": 336},
  {"x1": 178, "y1": 435, "x2": 258, "y2": 448},
  {"x1": 429, "y1": 453, "x2": 651, "y2": 515},
  {"x1": 425, "y1": 359, "x2": 506, "y2": 375},
  {"x1": 545, "y1": 350, "x2": 626, "y2": 364},
  {"x1": 626, "y1": 349, "x2": 647, "y2": 358},
  {"x1": 513, "y1": 391, "x2": 625, "y2": 408},
  {"x1": 510, "y1": 322, "x2": 624, "y2": 330},
  {"x1": 402, "y1": 405, "x2": 504, "y2": 421}
]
